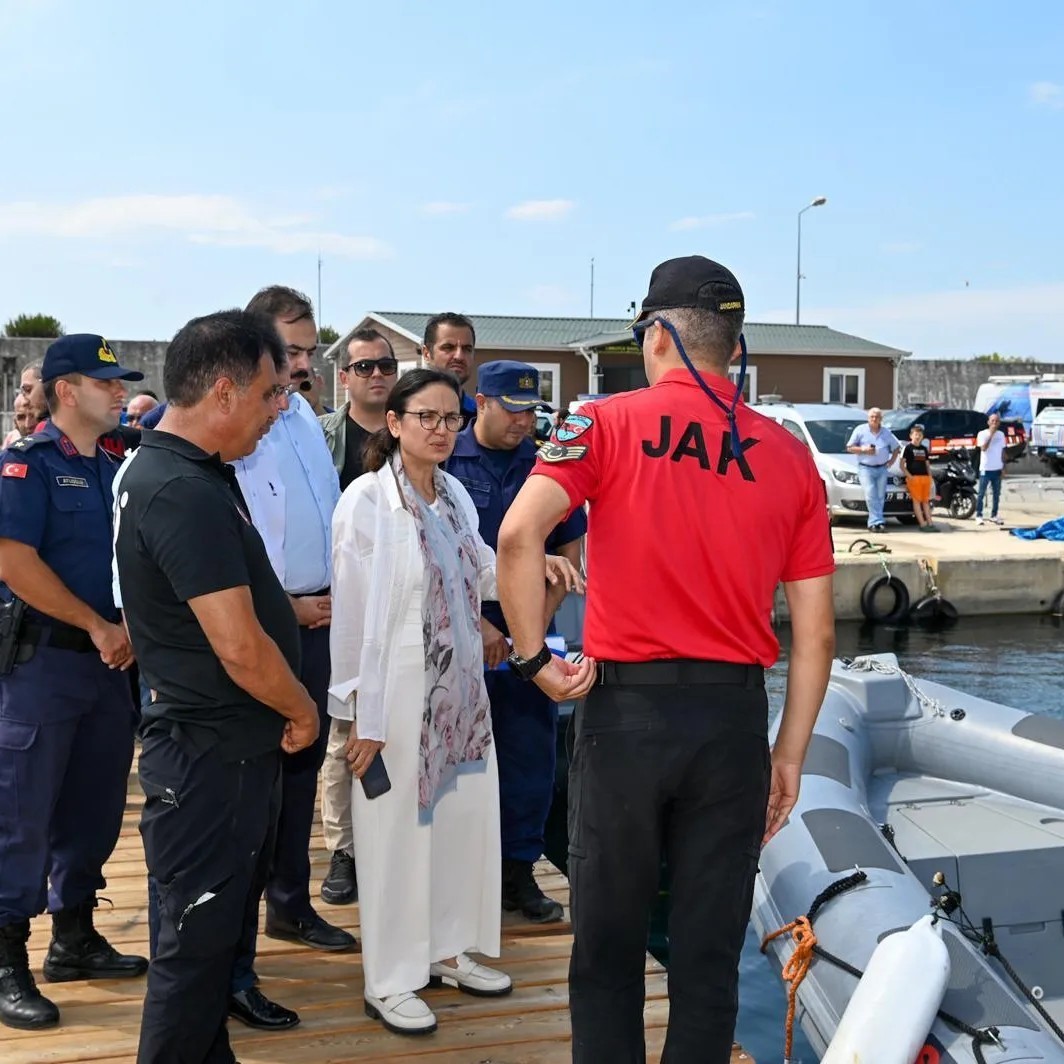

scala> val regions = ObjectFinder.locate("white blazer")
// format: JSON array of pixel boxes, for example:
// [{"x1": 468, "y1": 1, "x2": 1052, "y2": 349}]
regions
[{"x1": 328, "y1": 462, "x2": 497, "y2": 741}]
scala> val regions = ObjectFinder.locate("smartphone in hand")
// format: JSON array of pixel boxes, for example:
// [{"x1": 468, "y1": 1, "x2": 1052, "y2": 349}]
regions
[{"x1": 360, "y1": 751, "x2": 391, "y2": 800}]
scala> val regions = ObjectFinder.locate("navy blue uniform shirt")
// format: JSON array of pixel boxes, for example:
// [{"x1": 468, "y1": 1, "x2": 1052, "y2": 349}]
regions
[
  {"x1": 0, "y1": 421, "x2": 121, "y2": 623},
  {"x1": 446, "y1": 424, "x2": 587, "y2": 636}
]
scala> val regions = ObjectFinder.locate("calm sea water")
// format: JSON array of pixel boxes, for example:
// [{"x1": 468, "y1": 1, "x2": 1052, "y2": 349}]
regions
[{"x1": 736, "y1": 615, "x2": 1064, "y2": 1064}]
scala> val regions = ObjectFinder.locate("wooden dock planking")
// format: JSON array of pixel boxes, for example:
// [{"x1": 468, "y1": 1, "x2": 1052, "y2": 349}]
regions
[{"x1": 3, "y1": 788, "x2": 754, "y2": 1063}]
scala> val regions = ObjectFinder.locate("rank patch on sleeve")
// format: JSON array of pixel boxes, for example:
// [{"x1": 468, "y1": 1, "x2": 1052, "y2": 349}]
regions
[
  {"x1": 538, "y1": 443, "x2": 588, "y2": 463},
  {"x1": 2, "y1": 463, "x2": 29, "y2": 478}
]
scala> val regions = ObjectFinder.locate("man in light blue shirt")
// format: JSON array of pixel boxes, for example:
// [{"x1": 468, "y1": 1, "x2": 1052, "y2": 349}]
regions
[
  {"x1": 846, "y1": 407, "x2": 901, "y2": 531},
  {"x1": 226, "y1": 287, "x2": 351, "y2": 1034}
]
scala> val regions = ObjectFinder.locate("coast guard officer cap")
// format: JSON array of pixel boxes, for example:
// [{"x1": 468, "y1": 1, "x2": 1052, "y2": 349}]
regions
[
  {"x1": 41, "y1": 334, "x2": 145, "y2": 383},
  {"x1": 476, "y1": 361, "x2": 544, "y2": 412},
  {"x1": 631, "y1": 255, "x2": 745, "y2": 324}
]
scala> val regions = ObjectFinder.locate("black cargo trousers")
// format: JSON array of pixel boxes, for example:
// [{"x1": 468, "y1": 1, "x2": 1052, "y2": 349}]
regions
[
  {"x1": 136, "y1": 727, "x2": 281, "y2": 1064},
  {"x1": 567, "y1": 661, "x2": 770, "y2": 1064}
]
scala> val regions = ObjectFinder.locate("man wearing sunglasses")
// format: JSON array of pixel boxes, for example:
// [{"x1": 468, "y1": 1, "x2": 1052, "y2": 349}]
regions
[
  {"x1": 320, "y1": 328, "x2": 399, "y2": 491},
  {"x1": 315, "y1": 327, "x2": 398, "y2": 908},
  {"x1": 497, "y1": 256, "x2": 836, "y2": 1063}
]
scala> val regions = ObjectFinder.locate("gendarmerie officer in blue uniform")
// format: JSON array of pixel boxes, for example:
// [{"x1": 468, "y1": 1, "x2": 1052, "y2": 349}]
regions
[
  {"x1": 445, "y1": 362, "x2": 586, "y2": 921},
  {"x1": 0, "y1": 335, "x2": 148, "y2": 1031}
]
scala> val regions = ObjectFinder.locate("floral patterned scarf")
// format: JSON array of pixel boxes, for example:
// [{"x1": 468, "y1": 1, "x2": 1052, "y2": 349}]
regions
[{"x1": 393, "y1": 456, "x2": 492, "y2": 809}]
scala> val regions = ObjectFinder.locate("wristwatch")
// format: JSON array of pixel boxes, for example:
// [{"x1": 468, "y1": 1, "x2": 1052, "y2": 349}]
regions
[{"x1": 507, "y1": 643, "x2": 552, "y2": 681}]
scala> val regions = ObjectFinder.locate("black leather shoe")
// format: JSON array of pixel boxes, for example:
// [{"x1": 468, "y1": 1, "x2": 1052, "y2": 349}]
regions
[
  {"x1": 320, "y1": 850, "x2": 357, "y2": 905},
  {"x1": 228, "y1": 988, "x2": 300, "y2": 1030},
  {"x1": 502, "y1": 859, "x2": 564, "y2": 923},
  {"x1": 43, "y1": 899, "x2": 148, "y2": 982},
  {"x1": 264, "y1": 910, "x2": 357, "y2": 952},
  {"x1": 0, "y1": 922, "x2": 59, "y2": 1030}
]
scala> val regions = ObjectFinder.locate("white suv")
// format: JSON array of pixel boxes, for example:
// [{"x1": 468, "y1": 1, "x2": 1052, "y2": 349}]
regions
[{"x1": 749, "y1": 401, "x2": 911, "y2": 525}]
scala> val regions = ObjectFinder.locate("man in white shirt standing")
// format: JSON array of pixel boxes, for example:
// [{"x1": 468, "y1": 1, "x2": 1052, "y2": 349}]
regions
[
  {"x1": 975, "y1": 412, "x2": 1006, "y2": 525},
  {"x1": 226, "y1": 287, "x2": 353, "y2": 1034},
  {"x1": 846, "y1": 407, "x2": 901, "y2": 532}
]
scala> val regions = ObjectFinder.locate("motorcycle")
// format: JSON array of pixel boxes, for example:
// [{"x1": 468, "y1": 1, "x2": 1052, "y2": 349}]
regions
[{"x1": 932, "y1": 448, "x2": 977, "y2": 519}]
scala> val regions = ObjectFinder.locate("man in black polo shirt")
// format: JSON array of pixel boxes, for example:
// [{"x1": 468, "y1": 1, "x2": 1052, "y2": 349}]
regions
[{"x1": 113, "y1": 309, "x2": 320, "y2": 1064}]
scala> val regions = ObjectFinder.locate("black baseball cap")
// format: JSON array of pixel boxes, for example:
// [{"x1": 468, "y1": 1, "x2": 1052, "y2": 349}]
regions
[
  {"x1": 41, "y1": 334, "x2": 145, "y2": 383},
  {"x1": 631, "y1": 255, "x2": 745, "y2": 325}
]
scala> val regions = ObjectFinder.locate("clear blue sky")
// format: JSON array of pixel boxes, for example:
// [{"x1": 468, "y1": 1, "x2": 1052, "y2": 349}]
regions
[{"x1": 2, "y1": 0, "x2": 1063, "y2": 360}]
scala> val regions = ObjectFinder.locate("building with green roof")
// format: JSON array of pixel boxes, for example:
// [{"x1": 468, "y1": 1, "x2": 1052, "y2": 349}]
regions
[{"x1": 323, "y1": 312, "x2": 909, "y2": 411}]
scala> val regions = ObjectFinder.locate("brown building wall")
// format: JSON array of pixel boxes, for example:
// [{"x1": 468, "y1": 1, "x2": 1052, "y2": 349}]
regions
[{"x1": 751, "y1": 355, "x2": 894, "y2": 408}]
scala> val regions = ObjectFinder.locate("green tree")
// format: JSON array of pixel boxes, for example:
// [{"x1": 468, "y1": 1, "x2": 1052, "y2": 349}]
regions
[
  {"x1": 974, "y1": 352, "x2": 1024, "y2": 364},
  {"x1": 3, "y1": 313, "x2": 65, "y2": 338},
  {"x1": 318, "y1": 324, "x2": 340, "y2": 345}
]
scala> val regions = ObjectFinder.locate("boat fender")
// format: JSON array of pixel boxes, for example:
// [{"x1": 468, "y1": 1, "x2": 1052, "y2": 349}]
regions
[
  {"x1": 860, "y1": 575, "x2": 910, "y2": 624},
  {"x1": 822, "y1": 915, "x2": 951, "y2": 1064},
  {"x1": 910, "y1": 593, "x2": 959, "y2": 626}
]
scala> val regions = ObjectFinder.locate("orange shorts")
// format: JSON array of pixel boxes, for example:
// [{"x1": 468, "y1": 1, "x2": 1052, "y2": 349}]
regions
[{"x1": 906, "y1": 475, "x2": 932, "y2": 503}]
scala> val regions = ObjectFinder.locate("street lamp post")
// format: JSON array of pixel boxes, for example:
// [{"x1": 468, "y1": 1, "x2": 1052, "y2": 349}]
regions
[{"x1": 795, "y1": 196, "x2": 827, "y2": 325}]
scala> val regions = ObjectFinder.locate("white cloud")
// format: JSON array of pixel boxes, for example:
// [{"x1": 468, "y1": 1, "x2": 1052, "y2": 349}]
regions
[
  {"x1": 1029, "y1": 81, "x2": 1064, "y2": 109},
  {"x1": 0, "y1": 194, "x2": 392, "y2": 259},
  {"x1": 505, "y1": 199, "x2": 575, "y2": 221},
  {"x1": 669, "y1": 211, "x2": 756, "y2": 232},
  {"x1": 420, "y1": 201, "x2": 472, "y2": 216}
]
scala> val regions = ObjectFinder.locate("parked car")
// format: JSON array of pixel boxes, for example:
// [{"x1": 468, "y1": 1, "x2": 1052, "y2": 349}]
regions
[
  {"x1": 881, "y1": 408, "x2": 1026, "y2": 464},
  {"x1": 749, "y1": 402, "x2": 911, "y2": 525},
  {"x1": 1031, "y1": 405, "x2": 1064, "y2": 475}
]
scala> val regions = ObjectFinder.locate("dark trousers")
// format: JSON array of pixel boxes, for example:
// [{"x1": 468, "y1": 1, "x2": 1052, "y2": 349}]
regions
[
  {"x1": 567, "y1": 674, "x2": 770, "y2": 1064},
  {"x1": 230, "y1": 624, "x2": 329, "y2": 992},
  {"x1": 0, "y1": 647, "x2": 135, "y2": 926},
  {"x1": 137, "y1": 730, "x2": 280, "y2": 1064},
  {"x1": 485, "y1": 670, "x2": 557, "y2": 863}
]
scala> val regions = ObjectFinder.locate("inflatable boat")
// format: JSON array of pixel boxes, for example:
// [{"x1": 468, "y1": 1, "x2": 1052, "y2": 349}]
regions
[{"x1": 751, "y1": 654, "x2": 1064, "y2": 1062}]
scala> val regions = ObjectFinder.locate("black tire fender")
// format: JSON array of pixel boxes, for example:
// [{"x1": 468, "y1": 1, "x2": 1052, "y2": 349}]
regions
[
  {"x1": 910, "y1": 593, "x2": 959, "y2": 626},
  {"x1": 860, "y1": 575, "x2": 911, "y2": 624}
]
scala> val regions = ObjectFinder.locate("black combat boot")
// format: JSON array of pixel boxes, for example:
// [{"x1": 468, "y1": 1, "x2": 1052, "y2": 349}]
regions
[
  {"x1": 43, "y1": 898, "x2": 148, "y2": 982},
  {"x1": 501, "y1": 859, "x2": 564, "y2": 923},
  {"x1": 0, "y1": 921, "x2": 59, "y2": 1029}
]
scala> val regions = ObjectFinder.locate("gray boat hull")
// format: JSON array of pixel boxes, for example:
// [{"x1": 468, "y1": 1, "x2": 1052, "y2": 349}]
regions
[{"x1": 751, "y1": 654, "x2": 1064, "y2": 1062}]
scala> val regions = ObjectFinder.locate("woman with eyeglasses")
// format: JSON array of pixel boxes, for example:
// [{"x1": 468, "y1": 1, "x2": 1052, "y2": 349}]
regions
[{"x1": 328, "y1": 368, "x2": 580, "y2": 1035}]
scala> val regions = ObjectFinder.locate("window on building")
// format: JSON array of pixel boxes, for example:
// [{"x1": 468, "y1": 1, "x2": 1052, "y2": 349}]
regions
[
  {"x1": 728, "y1": 365, "x2": 758, "y2": 403},
  {"x1": 599, "y1": 364, "x2": 647, "y2": 394},
  {"x1": 528, "y1": 363, "x2": 560, "y2": 408},
  {"x1": 823, "y1": 367, "x2": 865, "y2": 407}
]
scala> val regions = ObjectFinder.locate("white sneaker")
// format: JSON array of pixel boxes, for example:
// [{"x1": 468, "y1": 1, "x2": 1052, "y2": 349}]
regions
[
  {"x1": 429, "y1": 953, "x2": 513, "y2": 997},
  {"x1": 364, "y1": 991, "x2": 437, "y2": 1035},
  {"x1": 975, "y1": 517, "x2": 985, "y2": 525},
  {"x1": 991, "y1": 516, "x2": 1005, "y2": 525}
]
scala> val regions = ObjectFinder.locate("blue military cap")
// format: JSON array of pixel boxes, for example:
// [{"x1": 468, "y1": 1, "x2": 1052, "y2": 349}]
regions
[
  {"x1": 41, "y1": 334, "x2": 145, "y2": 383},
  {"x1": 476, "y1": 360, "x2": 544, "y2": 412}
]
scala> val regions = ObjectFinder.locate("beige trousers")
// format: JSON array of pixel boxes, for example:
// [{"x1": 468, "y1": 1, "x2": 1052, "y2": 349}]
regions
[{"x1": 321, "y1": 717, "x2": 354, "y2": 855}]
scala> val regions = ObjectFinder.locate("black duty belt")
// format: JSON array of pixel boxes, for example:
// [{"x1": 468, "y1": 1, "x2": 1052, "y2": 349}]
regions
[
  {"x1": 291, "y1": 587, "x2": 330, "y2": 598},
  {"x1": 19, "y1": 621, "x2": 96, "y2": 654},
  {"x1": 596, "y1": 660, "x2": 764, "y2": 688}
]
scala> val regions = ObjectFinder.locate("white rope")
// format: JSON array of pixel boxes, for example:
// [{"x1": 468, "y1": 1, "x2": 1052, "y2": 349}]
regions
[{"x1": 843, "y1": 656, "x2": 950, "y2": 718}]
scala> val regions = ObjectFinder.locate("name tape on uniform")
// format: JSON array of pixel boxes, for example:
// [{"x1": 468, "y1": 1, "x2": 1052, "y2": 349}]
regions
[{"x1": 56, "y1": 475, "x2": 89, "y2": 489}]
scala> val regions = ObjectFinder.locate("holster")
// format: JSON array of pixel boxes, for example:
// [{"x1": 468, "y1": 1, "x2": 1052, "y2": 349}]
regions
[{"x1": 0, "y1": 596, "x2": 28, "y2": 676}]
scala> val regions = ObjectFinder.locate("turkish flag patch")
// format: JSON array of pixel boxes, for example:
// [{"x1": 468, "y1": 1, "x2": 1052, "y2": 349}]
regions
[{"x1": 2, "y1": 463, "x2": 29, "y2": 479}]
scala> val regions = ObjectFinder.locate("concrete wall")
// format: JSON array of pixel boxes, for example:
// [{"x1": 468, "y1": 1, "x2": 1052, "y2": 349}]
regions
[
  {"x1": 0, "y1": 337, "x2": 168, "y2": 434},
  {"x1": 896, "y1": 359, "x2": 1059, "y2": 409}
]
